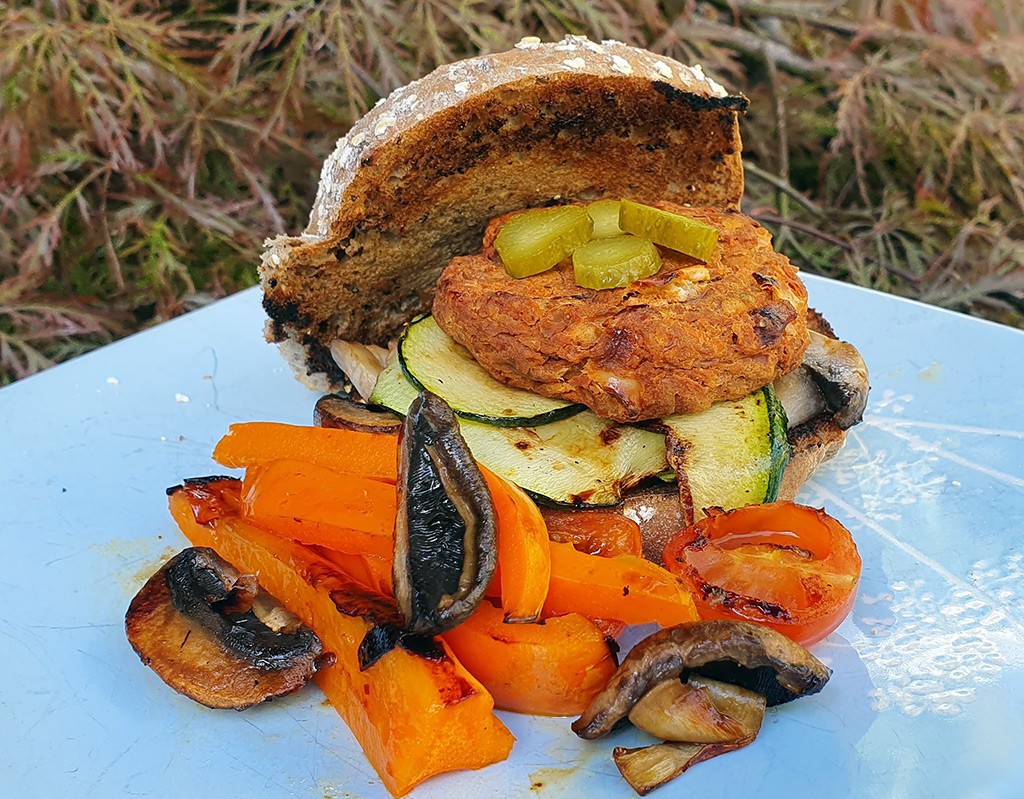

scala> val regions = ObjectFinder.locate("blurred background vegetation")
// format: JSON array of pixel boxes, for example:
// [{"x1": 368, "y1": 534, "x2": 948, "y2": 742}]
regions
[{"x1": 1, "y1": 0, "x2": 1022, "y2": 385}]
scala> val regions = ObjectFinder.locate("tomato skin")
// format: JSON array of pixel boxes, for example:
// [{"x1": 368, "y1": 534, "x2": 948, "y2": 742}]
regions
[
  {"x1": 541, "y1": 508, "x2": 643, "y2": 558},
  {"x1": 662, "y1": 502, "x2": 861, "y2": 647}
]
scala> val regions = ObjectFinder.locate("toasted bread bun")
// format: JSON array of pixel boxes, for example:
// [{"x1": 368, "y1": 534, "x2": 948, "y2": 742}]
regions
[{"x1": 261, "y1": 35, "x2": 748, "y2": 391}]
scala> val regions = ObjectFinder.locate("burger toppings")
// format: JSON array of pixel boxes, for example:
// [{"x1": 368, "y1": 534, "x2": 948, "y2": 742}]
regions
[
  {"x1": 586, "y1": 199, "x2": 625, "y2": 238},
  {"x1": 434, "y1": 204, "x2": 810, "y2": 422},
  {"x1": 397, "y1": 315, "x2": 583, "y2": 426},
  {"x1": 618, "y1": 199, "x2": 719, "y2": 262},
  {"x1": 494, "y1": 205, "x2": 593, "y2": 278},
  {"x1": 801, "y1": 330, "x2": 870, "y2": 430},
  {"x1": 370, "y1": 313, "x2": 791, "y2": 508},
  {"x1": 573, "y1": 235, "x2": 662, "y2": 290},
  {"x1": 496, "y1": 200, "x2": 719, "y2": 290}
]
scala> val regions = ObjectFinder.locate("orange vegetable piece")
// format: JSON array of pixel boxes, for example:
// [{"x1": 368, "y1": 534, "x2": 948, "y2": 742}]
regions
[
  {"x1": 663, "y1": 502, "x2": 862, "y2": 646},
  {"x1": 442, "y1": 600, "x2": 617, "y2": 716},
  {"x1": 241, "y1": 459, "x2": 395, "y2": 557},
  {"x1": 169, "y1": 478, "x2": 514, "y2": 797},
  {"x1": 544, "y1": 541, "x2": 699, "y2": 628},
  {"x1": 316, "y1": 547, "x2": 394, "y2": 597},
  {"x1": 588, "y1": 617, "x2": 628, "y2": 640},
  {"x1": 542, "y1": 507, "x2": 643, "y2": 558},
  {"x1": 480, "y1": 467, "x2": 551, "y2": 623},
  {"x1": 213, "y1": 422, "x2": 399, "y2": 483}
]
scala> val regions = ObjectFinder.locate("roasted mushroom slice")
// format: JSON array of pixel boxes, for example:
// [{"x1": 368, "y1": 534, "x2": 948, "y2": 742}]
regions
[
  {"x1": 393, "y1": 391, "x2": 497, "y2": 635},
  {"x1": 572, "y1": 620, "x2": 830, "y2": 739},
  {"x1": 314, "y1": 393, "x2": 402, "y2": 434},
  {"x1": 614, "y1": 675, "x2": 766, "y2": 794},
  {"x1": 613, "y1": 740, "x2": 748, "y2": 796},
  {"x1": 126, "y1": 547, "x2": 333, "y2": 709},
  {"x1": 797, "y1": 331, "x2": 869, "y2": 430}
]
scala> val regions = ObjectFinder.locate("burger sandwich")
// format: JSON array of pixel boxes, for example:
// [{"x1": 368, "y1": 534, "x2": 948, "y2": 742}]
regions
[{"x1": 259, "y1": 35, "x2": 869, "y2": 560}]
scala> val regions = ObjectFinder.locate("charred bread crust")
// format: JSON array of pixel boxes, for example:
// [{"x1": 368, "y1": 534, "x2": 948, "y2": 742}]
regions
[{"x1": 261, "y1": 36, "x2": 748, "y2": 389}]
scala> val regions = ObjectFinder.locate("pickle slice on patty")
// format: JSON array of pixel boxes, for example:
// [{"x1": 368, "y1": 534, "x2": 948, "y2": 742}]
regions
[
  {"x1": 573, "y1": 234, "x2": 662, "y2": 290},
  {"x1": 619, "y1": 200, "x2": 719, "y2": 262},
  {"x1": 586, "y1": 199, "x2": 624, "y2": 239},
  {"x1": 496, "y1": 206, "x2": 593, "y2": 278}
]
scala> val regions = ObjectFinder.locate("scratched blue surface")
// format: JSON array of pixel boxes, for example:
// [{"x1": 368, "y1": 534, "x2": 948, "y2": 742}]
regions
[{"x1": 1, "y1": 274, "x2": 1022, "y2": 799}]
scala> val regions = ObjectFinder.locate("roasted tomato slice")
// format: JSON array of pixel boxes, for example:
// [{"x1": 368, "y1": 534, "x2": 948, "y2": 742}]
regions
[{"x1": 662, "y1": 502, "x2": 861, "y2": 646}]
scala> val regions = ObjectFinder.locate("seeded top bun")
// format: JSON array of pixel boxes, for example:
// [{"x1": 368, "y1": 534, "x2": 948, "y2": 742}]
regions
[{"x1": 260, "y1": 35, "x2": 749, "y2": 390}]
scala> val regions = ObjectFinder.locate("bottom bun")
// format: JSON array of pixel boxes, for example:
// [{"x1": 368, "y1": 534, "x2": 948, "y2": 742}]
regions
[{"x1": 776, "y1": 416, "x2": 848, "y2": 503}]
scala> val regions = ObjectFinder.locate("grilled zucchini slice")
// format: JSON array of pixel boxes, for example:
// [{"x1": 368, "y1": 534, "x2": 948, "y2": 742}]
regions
[
  {"x1": 655, "y1": 386, "x2": 790, "y2": 520},
  {"x1": 398, "y1": 315, "x2": 583, "y2": 427}
]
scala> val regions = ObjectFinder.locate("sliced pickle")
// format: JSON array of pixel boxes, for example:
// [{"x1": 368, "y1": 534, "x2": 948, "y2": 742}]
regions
[
  {"x1": 573, "y1": 234, "x2": 662, "y2": 290},
  {"x1": 496, "y1": 206, "x2": 593, "y2": 278},
  {"x1": 619, "y1": 199, "x2": 719, "y2": 262},
  {"x1": 587, "y1": 200, "x2": 624, "y2": 238}
]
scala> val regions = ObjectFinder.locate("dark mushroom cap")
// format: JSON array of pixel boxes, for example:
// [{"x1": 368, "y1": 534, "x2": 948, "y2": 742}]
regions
[
  {"x1": 572, "y1": 620, "x2": 831, "y2": 739},
  {"x1": 392, "y1": 391, "x2": 497, "y2": 635},
  {"x1": 125, "y1": 547, "x2": 333, "y2": 709},
  {"x1": 314, "y1": 394, "x2": 402, "y2": 434}
]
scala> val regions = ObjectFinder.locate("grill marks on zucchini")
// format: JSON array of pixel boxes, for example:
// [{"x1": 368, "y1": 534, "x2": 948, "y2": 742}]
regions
[
  {"x1": 655, "y1": 388, "x2": 790, "y2": 525},
  {"x1": 371, "y1": 316, "x2": 790, "y2": 509},
  {"x1": 399, "y1": 316, "x2": 585, "y2": 427}
]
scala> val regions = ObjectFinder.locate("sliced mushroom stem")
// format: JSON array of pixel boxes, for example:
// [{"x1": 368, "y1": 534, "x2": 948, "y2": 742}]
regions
[
  {"x1": 772, "y1": 365, "x2": 827, "y2": 429},
  {"x1": 627, "y1": 675, "x2": 765, "y2": 743},
  {"x1": 613, "y1": 738, "x2": 753, "y2": 796},
  {"x1": 392, "y1": 391, "x2": 497, "y2": 635},
  {"x1": 572, "y1": 620, "x2": 830, "y2": 739},
  {"x1": 329, "y1": 339, "x2": 390, "y2": 401}
]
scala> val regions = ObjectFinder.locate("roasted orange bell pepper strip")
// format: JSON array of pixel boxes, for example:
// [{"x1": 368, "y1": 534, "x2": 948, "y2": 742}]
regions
[
  {"x1": 542, "y1": 507, "x2": 643, "y2": 558},
  {"x1": 480, "y1": 467, "x2": 551, "y2": 623},
  {"x1": 169, "y1": 478, "x2": 514, "y2": 797},
  {"x1": 240, "y1": 459, "x2": 395, "y2": 556},
  {"x1": 441, "y1": 600, "x2": 617, "y2": 717},
  {"x1": 213, "y1": 422, "x2": 399, "y2": 482},
  {"x1": 544, "y1": 540, "x2": 699, "y2": 627},
  {"x1": 316, "y1": 547, "x2": 394, "y2": 597}
]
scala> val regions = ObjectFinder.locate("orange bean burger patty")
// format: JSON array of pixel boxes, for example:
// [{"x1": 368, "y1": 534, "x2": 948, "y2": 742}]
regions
[{"x1": 432, "y1": 204, "x2": 810, "y2": 423}]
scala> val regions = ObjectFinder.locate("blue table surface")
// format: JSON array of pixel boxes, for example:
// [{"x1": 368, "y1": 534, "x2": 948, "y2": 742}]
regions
[{"x1": 1, "y1": 274, "x2": 1022, "y2": 799}]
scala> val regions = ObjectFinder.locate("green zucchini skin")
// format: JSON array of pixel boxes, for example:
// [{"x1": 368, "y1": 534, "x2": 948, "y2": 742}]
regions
[
  {"x1": 397, "y1": 316, "x2": 585, "y2": 428},
  {"x1": 762, "y1": 384, "x2": 792, "y2": 503},
  {"x1": 656, "y1": 385, "x2": 791, "y2": 519},
  {"x1": 372, "y1": 357, "x2": 665, "y2": 506},
  {"x1": 371, "y1": 350, "x2": 791, "y2": 511}
]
